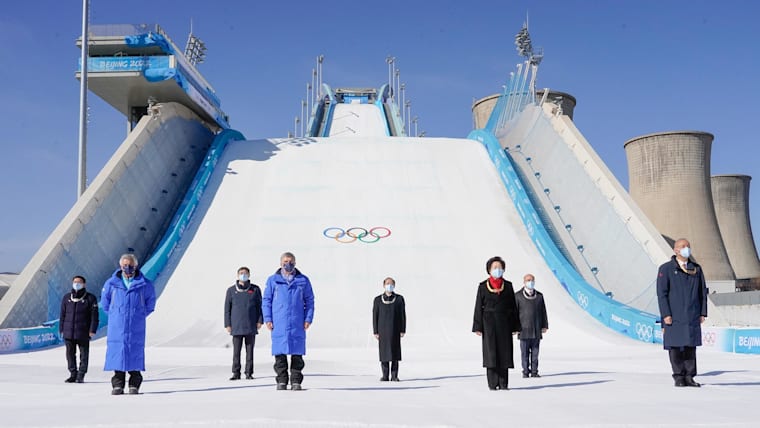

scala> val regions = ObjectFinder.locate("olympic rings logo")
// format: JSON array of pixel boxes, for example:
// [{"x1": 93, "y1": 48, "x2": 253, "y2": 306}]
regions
[
  {"x1": 702, "y1": 331, "x2": 717, "y2": 346},
  {"x1": 635, "y1": 323, "x2": 653, "y2": 342},
  {"x1": 323, "y1": 227, "x2": 392, "y2": 244},
  {"x1": 576, "y1": 291, "x2": 589, "y2": 309},
  {"x1": 0, "y1": 332, "x2": 13, "y2": 351}
]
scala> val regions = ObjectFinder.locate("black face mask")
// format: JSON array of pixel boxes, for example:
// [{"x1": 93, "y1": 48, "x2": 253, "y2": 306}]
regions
[
  {"x1": 122, "y1": 265, "x2": 136, "y2": 275},
  {"x1": 283, "y1": 262, "x2": 295, "y2": 273}
]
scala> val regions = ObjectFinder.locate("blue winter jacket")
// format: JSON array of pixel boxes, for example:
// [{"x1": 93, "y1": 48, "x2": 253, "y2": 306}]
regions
[
  {"x1": 101, "y1": 269, "x2": 156, "y2": 371},
  {"x1": 262, "y1": 268, "x2": 315, "y2": 356}
]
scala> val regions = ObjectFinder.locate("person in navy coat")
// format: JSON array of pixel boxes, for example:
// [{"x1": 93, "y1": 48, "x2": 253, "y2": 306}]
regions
[
  {"x1": 657, "y1": 238, "x2": 708, "y2": 388},
  {"x1": 59, "y1": 275, "x2": 99, "y2": 383},
  {"x1": 224, "y1": 266, "x2": 263, "y2": 380},
  {"x1": 262, "y1": 252, "x2": 315, "y2": 391},
  {"x1": 101, "y1": 253, "x2": 156, "y2": 395}
]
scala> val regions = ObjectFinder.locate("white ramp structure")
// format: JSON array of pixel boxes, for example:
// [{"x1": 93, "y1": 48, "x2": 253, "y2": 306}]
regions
[{"x1": 146, "y1": 137, "x2": 605, "y2": 350}]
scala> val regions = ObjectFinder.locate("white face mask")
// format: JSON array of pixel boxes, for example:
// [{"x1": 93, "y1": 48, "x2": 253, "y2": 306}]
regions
[
  {"x1": 72, "y1": 282, "x2": 84, "y2": 291},
  {"x1": 524, "y1": 281, "x2": 535, "y2": 290},
  {"x1": 679, "y1": 247, "x2": 691, "y2": 259},
  {"x1": 490, "y1": 268, "x2": 504, "y2": 279},
  {"x1": 238, "y1": 273, "x2": 249, "y2": 282},
  {"x1": 384, "y1": 284, "x2": 395, "y2": 293}
]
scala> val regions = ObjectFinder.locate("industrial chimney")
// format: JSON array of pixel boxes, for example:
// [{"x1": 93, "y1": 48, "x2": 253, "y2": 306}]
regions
[
  {"x1": 623, "y1": 131, "x2": 736, "y2": 283},
  {"x1": 711, "y1": 174, "x2": 760, "y2": 279}
]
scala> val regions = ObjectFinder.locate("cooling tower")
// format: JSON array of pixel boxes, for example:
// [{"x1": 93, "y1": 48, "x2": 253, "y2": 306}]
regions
[
  {"x1": 472, "y1": 94, "x2": 500, "y2": 129},
  {"x1": 711, "y1": 175, "x2": 760, "y2": 279},
  {"x1": 472, "y1": 90, "x2": 576, "y2": 130},
  {"x1": 623, "y1": 131, "x2": 735, "y2": 281},
  {"x1": 536, "y1": 89, "x2": 576, "y2": 120}
]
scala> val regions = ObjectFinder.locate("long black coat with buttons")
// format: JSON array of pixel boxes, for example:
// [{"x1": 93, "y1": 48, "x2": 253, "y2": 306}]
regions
[
  {"x1": 59, "y1": 288, "x2": 99, "y2": 341},
  {"x1": 373, "y1": 293, "x2": 406, "y2": 362},
  {"x1": 657, "y1": 256, "x2": 708, "y2": 349},
  {"x1": 472, "y1": 279, "x2": 521, "y2": 369}
]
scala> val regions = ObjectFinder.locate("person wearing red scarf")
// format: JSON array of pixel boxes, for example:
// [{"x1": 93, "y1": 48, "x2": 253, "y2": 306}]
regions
[{"x1": 472, "y1": 256, "x2": 521, "y2": 390}]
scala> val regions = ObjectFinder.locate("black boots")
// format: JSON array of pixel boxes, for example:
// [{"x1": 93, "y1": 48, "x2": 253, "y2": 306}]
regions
[
  {"x1": 380, "y1": 362, "x2": 390, "y2": 381},
  {"x1": 76, "y1": 372, "x2": 85, "y2": 383},
  {"x1": 64, "y1": 372, "x2": 77, "y2": 383},
  {"x1": 381, "y1": 361, "x2": 400, "y2": 382}
]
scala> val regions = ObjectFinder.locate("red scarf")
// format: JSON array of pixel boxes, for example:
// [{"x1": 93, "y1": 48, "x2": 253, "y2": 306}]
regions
[{"x1": 488, "y1": 277, "x2": 503, "y2": 292}]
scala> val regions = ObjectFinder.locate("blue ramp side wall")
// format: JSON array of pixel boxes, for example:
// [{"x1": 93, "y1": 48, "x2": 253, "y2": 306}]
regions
[
  {"x1": 141, "y1": 128, "x2": 245, "y2": 285},
  {"x1": 468, "y1": 129, "x2": 662, "y2": 344},
  {"x1": 0, "y1": 103, "x2": 214, "y2": 332}
]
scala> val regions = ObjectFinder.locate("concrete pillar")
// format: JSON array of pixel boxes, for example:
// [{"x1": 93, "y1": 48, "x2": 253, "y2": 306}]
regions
[
  {"x1": 711, "y1": 175, "x2": 760, "y2": 279},
  {"x1": 623, "y1": 131, "x2": 735, "y2": 281}
]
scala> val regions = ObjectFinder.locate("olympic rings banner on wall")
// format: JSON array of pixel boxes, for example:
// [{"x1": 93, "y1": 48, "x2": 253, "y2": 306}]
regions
[{"x1": 323, "y1": 227, "x2": 391, "y2": 243}]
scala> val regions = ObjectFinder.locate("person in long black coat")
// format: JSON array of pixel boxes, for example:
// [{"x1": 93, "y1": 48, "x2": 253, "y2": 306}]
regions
[
  {"x1": 472, "y1": 256, "x2": 521, "y2": 390},
  {"x1": 373, "y1": 277, "x2": 406, "y2": 381},
  {"x1": 657, "y1": 238, "x2": 708, "y2": 388},
  {"x1": 59, "y1": 275, "x2": 99, "y2": 383},
  {"x1": 224, "y1": 266, "x2": 263, "y2": 380}
]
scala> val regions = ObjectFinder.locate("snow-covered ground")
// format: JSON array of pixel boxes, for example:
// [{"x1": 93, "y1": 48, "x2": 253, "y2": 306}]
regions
[{"x1": 2, "y1": 138, "x2": 758, "y2": 427}]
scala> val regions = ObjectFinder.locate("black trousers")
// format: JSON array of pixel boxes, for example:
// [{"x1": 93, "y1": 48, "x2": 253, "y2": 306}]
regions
[
  {"x1": 486, "y1": 368, "x2": 509, "y2": 390},
  {"x1": 64, "y1": 338, "x2": 90, "y2": 374},
  {"x1": 669, "y1": 346, "x2": 698, "y2": 380},
  {"x1": 274, "y1": 354, "x2": 304, "y2": 385},
  {"x1": 112, "y1": 370, "x2": 143, "y2": 389},
  {"x1": 232, "y1": 334, "x2": 255, "y2": 375},
  {"x1": 520, "y1": 338, "x2": 541, "y2": 375}
]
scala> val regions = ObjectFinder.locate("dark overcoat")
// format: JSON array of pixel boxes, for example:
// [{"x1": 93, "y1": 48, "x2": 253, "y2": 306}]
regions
[
  {"x1": 224, "y1": 282, "x2": 263, "y2": 336},
  {"x1": 514, "y1": 289, "x2": 548, "y2": 340},
  {"x1": 59, "y1": 289, "x2": 99, "y2": 341},
  {"x1": 372, "y1": 293, "x2": 406, "y2": 362},
  {"x1": 657, "y1": 256, "x2": 708, "y2": 349},
  {"x1": 472, "y1": 279, "x2": 521, "y2": 369},
  {"x1": 102, "y1": 269, "x2": 156, "y2": 371}
]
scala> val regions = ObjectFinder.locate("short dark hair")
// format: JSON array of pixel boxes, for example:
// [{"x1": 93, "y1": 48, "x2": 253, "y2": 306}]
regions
[
  {"x1": 237, "y1": 266, "x2": 250, "y2": 274},
  {"x1": 485, "y1": 256, "x2": 505, "y2": 273},
  {"x1": 72, "y1": 275, "x2": 86, "y2": 283}
]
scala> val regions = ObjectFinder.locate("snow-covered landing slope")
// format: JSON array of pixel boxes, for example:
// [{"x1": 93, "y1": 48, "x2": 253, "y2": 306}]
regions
[{"x1": 146, "y1": 137, "x2": 627, "y2": 351}]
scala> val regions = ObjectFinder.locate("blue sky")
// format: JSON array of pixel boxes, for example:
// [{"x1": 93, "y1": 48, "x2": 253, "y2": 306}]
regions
[{"x1": 1, "y1": 0, "x2": 758, "y2": 272}]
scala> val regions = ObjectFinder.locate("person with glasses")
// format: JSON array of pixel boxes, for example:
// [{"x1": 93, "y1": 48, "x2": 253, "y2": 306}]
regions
[
  {"x1": 263, "y1": 252, "x2": 315, "y2": 391},
  {"x1": 101, "y1": 253, "x2": 156, "y2": 395},
  {"x1": 657, "y1": 238, "x2": 708, "y2": 388}
]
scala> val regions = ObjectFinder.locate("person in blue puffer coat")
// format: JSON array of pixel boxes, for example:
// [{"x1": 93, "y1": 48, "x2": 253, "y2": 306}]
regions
[
  {"x1": 262, "y1": 251, "x2": 315, "y2": 391},
  {"x1": 101, "y1": 253, "x2": 156, "y2": 395}
]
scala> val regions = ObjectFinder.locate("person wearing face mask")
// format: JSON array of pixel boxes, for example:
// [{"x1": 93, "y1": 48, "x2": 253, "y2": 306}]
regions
[
  {"x1": 59, "y1": 275, "x2": 99, "y2": 383},
  {"x1": 514, "y1": 273, "x2": 548, "y2": 378},
  {"x1": 263, "y1": 252, "x2": 315, "y2": 391},
  {"x1": 101, "y1": 253, "x2": 156, "y2": 395},
  {"x1": 224, "y1": 266, "x2": 263, "y2": 380},
  {"x1": 472, "y1": 256, "x2": 521, "y2": 390},
  {"x1": 372, "y1": 277, "x2": 406, "y2": 381},
  {"x1": 657, "y1": 238, "x2": 707, "y2": 388}
]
